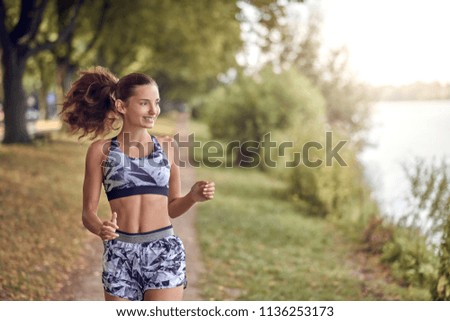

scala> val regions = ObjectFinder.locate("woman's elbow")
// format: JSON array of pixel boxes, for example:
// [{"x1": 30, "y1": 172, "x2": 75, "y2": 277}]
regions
[
  {"x1": 168, "y1": 207, "x2": 181, "y2": 219},
  {"x1": 81, "y1": 210, "x2": 95, "y2": 228},
  {"x1": 81, "y1": 212, "x2": 90, "y2": 229},
  {"x1": 168, "y1": 210, "x2": 177, "y2": 219}
]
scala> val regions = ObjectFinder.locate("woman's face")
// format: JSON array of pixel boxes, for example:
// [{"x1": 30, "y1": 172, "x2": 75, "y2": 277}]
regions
[{"x1": 117, "y1": 84, "x2": 160, "y2": 129}]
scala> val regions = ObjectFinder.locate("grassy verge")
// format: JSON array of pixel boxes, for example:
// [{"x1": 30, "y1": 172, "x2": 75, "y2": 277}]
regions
[
  {"x1": 195, "y1": 165, "x2": 430, "y2": 300},
  {"x1": 0, "y1": 114, "x2": 176, "y2": 300},
  {"x1": 0, "y1": 138, "x2": 92, "y2": 299}
]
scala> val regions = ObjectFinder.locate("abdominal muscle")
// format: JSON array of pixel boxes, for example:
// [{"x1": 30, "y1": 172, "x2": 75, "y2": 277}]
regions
[{"x1": 108, "y1": 194, "x2": 171, "y2": 233}]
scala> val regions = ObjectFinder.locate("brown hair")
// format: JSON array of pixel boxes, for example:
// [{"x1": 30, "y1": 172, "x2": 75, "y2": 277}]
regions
[{"x1": 60, "y1": 66, "x2": 157, "y2": 139}]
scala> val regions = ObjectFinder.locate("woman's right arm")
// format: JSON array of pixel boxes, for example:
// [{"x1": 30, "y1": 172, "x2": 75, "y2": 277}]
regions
[{"x1": 82, "y1": 140, "x2": 118, "y2": 240}]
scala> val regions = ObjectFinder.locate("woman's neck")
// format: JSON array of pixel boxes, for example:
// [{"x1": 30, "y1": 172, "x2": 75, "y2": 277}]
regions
[{"x1": 117, "y1": 127, "x2": 151, "y2": 144}]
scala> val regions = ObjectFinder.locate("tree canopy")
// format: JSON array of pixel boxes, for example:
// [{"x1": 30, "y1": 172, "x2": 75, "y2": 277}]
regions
[{"x1": 0, "y1": 0, "x2": 242, "y2": 143}]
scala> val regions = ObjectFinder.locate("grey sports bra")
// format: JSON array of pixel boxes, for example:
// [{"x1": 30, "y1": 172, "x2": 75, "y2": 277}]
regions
[{"x1": 102, "y1": 135, "x2": 170, "y2": 201}]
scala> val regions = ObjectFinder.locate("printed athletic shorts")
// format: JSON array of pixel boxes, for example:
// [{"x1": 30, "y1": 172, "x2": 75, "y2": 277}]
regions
[{"x1": 102, "y1": 225, "x2": 187, "y2": 301}]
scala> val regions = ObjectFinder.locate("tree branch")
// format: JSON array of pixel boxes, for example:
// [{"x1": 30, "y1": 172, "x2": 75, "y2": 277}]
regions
[
  {"x1": 54, "y1": 0, "x2": 84, "y2": 43},
  {"x1": 82, "y1": 0, "x2": 110, "y2": 55},
  {"x1": 9, "y1": 0, "x2": 34, "y2": 43},
  {"x1": 25, "y1": 0, "x2": 49, "y2": 46},
  {"x1": 27, "y1": 0, "x2": 84, "y2": 57},
  {"x1": 0, "y1": 0, "x2": 11, "y2": 50}
]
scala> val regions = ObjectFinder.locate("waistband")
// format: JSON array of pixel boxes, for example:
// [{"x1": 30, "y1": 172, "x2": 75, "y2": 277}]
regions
[{"x1": 115, "y1": 225, "x2": 174, "y2": 243}]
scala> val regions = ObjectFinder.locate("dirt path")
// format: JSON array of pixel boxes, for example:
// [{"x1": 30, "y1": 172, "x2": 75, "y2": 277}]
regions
[
  {"x1": 171, "y1": 112, "x2": 205, "y2": 300},
  {"x1": 54, "y1": 112, "x2": 204, "y2": 300}
]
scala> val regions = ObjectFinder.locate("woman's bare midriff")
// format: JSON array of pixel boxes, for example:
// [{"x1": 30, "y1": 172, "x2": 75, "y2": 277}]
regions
[{"x1": 108, "y1": 194, "x2": 171, "y2": 233}]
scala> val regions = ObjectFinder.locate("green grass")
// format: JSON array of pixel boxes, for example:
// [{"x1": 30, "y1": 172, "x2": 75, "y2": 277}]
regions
[{"x1": 195, "y1": 166, "x2": 431, "y2": 300}]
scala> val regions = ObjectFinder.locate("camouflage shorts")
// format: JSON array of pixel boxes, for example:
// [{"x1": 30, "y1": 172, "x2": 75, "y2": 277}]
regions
[{"x1": 102, "y1": 225, "x2": 187, "y2": 301}]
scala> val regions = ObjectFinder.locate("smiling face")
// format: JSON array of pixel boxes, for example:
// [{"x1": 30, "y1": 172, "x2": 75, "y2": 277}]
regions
[{"x1": 116, "y1": 84, "x2": 160, "y2": 130}]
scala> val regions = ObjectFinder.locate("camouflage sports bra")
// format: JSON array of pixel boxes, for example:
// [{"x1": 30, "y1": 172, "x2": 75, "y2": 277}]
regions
[{"x1": 102, "y1": 136, "x2": 170, "y2": 201}]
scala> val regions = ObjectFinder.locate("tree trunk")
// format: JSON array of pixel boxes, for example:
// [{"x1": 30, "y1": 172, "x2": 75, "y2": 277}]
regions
[
  {"x1": 55, "y1": 60, "x2": 75, "y2": 115},
  {"x1": 38, "y1": 87, "x2": 49, "y2": 120},
  {"x1": 64, "y1": 64, "x2": 76, "y2": 93},
  {"x1": 2, "y1": 48, "x2": 31, "y2": 144},
  {"x1": 55, "y1": 63, "x2": 66, "y2": 116}
]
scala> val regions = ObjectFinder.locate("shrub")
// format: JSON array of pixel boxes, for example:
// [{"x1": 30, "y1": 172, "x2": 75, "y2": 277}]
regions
[
  {"x1": 362, "y1": 217, "x2": 394, "y2": 254},
  {"x1": 200, "y1": 67, "x2": 325, "y2": 168},
  {"x1": 380, "y1": 226, "x2": 437, "y2": 287},
  {"x1": 395, "y1": 158, "x2": 450, "y2": 294},
  {"x1": 431, "y1": 216, "x2": 450, "y2": 300}
]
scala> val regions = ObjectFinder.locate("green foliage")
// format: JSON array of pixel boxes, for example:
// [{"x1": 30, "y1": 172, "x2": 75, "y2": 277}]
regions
[
  {"x1": 237, "y1": 0, "x2": 307, "y2": 73},
  {"x1": 1, "y1": 0, "x2": 242, "y2": 110},
  {"x1": 381, "y1": 227, "x2": 438, "y2": 288},
  {"x1": 237, "y1": 2, "x2": 375, "y2": 226},
  {"x1": 25, "y1": 51, "x2": 56, "y2": 93},
  {"x1": 200, "y1": 67, "x2": 324, "y2": 167},
  {"x1": 145, "y1": 0, "x2": 241, "y2": 100},
  {"x1": 90, "y1": 0, "x2": 241, "y2": 101},
  {"x1": 399, "y1": 158, "x2": 450, "y2": 240},
  {"x1": 398, "y1": 158, "x2": 450, "y2": 300},
  {"x1": 318, "y1": 48, "x2": 371, "y2": 143},
  {"x1": 287, "y1": 131, "x2": 377, "y2": 225},
  {"x1": 1, "y1": 0, "x2": 243, "y2": 144},
  {"x1": 362, "y1": 217, "x2": 394, "y2": 254},
  {"x1": 288, "y1": 165, "x2": 327, "y2": 217},
  {"x1": 379, "y1": 158, "x2": 449, "y2": 292},
  {"x1": 431, "y1": 217, "x2": 450, "y2": 300},
  {"x1": 239, "y1": 2, "x2": 371, "y2": 143}
]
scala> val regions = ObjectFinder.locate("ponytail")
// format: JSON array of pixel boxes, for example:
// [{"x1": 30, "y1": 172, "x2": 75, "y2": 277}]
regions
[{"x1": 60, "y1": 66, "x2": 119, "y2": 139}]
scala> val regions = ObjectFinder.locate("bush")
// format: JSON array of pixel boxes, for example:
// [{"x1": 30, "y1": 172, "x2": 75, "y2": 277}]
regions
[
  {"x1": 199, "y1": 67, "x2": 325, "y2": 168},
  {"x1": 362, "y1": 217, "x2": 394, "y2": 253},
  {"x1": 287, "y1": 130, "x2": 378, "y2": 226},
  {"x1": 380, "y1": 227, "x2": 437, "y2": 287},
  {"x1": 395, "y1": 158, "x2": 450, "y2": 295},
  {"x1": 431, "y1": 216, "x2": 450, "y2": 300}
]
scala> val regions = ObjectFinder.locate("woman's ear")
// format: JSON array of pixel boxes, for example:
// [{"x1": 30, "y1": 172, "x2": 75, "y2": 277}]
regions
[{"x1": 115, "y1": 99, "x2": 126, "y2": 115}]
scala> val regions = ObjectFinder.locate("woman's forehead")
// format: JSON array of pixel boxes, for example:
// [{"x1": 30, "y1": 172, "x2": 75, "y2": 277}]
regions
[{"x1": 132, "y1": 84, "x2": 159, "y2": 99}]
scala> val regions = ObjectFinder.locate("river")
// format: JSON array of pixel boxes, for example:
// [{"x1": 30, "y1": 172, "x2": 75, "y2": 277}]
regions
[{"x1": 358, "y1": 100, "x2": 450, "y2": 219}]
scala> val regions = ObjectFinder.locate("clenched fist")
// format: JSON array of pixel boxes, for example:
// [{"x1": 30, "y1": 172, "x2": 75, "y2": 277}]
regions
[{"x1": 190, "y1": 181, "x2": 215, "y2": 202}]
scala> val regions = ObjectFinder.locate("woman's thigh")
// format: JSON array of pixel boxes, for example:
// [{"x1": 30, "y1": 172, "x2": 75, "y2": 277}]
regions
[
  {"x1": 104, "y1": 291, "x2": 129, "y2": 301},
  {"x1": 143, "y1": 285, "x2": 184, "y2": 301}
]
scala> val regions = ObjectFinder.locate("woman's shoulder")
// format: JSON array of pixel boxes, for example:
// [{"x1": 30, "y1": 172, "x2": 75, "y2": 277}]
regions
[
  {"x1": 154, "y1": 134, "x2": 174, "y2": 142},
  {"x1": 154, "y1": 135, "x2": 177, "y2": 158},
  {"x1": 155, "y1": 135, "x2": 177, "y2": 150},
  {"x1": 86, "y1": 137, "x2": 113, "y2": 161}
]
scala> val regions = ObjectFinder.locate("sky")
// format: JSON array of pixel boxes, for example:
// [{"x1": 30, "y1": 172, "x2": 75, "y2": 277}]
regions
[{"x1": 318, "y1": 0, "x2": 450, "y2": 86}]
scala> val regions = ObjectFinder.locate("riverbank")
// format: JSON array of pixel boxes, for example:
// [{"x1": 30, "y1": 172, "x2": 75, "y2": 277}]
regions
[
  {"x1": 194, "y1": 165, "x2": 430, "y2": 300},
  {"x1": 186, "y1": 118, "x2": 431, "y2": 300},
  {"x1": 360, "y1": 99, "x2": 450, "y2": 217}
]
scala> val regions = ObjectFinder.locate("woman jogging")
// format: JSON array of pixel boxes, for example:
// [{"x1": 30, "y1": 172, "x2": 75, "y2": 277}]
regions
[{"x1": 61, "y1": 66, "x2": 215, "y2": 301}]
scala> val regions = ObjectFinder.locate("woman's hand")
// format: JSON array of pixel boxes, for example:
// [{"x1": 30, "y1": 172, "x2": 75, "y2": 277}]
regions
[
  {"x1": 98, "y1": 211, "x2": 119, "y2": 241},
  {"x1": 190, "y1": 181, "x2": 215, "y2": 202}
]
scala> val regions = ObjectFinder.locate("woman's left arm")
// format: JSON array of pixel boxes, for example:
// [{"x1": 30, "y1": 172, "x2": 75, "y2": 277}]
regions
[{"x1": 161, "y1": 136, "x2": 215, "y2": 218}]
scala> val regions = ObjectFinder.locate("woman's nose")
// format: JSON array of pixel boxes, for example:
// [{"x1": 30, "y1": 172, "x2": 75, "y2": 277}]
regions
[{"x1": 148, "y1": 103, "x2": 158, "y2": 114}]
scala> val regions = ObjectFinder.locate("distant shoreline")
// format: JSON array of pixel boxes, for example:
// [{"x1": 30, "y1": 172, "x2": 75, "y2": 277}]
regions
[
  {"x1": 368, "y1": 82, "x2": 450, "y2": 102},
  {"x1": 369, "y1": 98, "x2": 450, "y2": 103}
]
